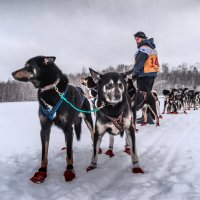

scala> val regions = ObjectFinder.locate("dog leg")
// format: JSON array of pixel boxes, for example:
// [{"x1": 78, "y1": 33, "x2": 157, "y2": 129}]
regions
[
  {"x1": 141, "y1": 105, "x2": 148, "y2": 126},
  {"x1": 132, "y1": 107, "x2": 138, "y2": 132},
  {"x1": 87, "y1": 129, "x2": 104, "y2": 172},
  {"x1": 162, "y1": 99, "x2": 167, "y2": 114},
  {"x1": 173, "y1": 103, "x2": 178, "y2": 114},
  {"x1": 156, "y1": 100, "x2": 162, "y2": 118},
  {"x1": 148, "y1": 97, "x2": 160, "y2": 126},
  {"x1": 82, "y1": 112, "x2": 103, "y2": 154},
  {"x1": 125, "y1": 126, "x2": 144, "y2": 174},
  {"x1": 83, "y1": 113, "x2": 94, "y2": 141},
  {"x1": 105, "y1": 135, "x2": 115, "y2": 157},
  {"x1": 124, "y1": 134, "x2": 131, "y2": 155},
  {"x1": 182, "y1": 100, "x2": 187, "y2": 114},
  {"x1": 30, "y1": 119, "x2": 52, "y2": 184},
  {"x1": 63, "y1": 124, "x2": 76, "y2": 182}
]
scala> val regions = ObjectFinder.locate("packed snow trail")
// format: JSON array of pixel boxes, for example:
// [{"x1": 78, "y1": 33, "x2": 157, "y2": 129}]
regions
[{"x1": 0, "y1": 101, "x2": 200, "y2": 200}]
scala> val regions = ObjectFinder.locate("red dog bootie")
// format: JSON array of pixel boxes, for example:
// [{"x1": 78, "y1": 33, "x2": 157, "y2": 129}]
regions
[
  {"x1": 30, "y1": 168, "x2": 47, "y2": 184},
  {"x1": 86, "y1": 162, "x2": 97, "y2": 172},
  {"x1": 64, "y1": 170, "x2": 75, "y2": 182},
  {"x1": 132, "y1": 163, "x2": 144, "y2": 174},
  {"x1": 98, "y1": 148, "x2": 103, "y2": 154},
  {"x1": 124, "y1": 147, "x2": 131, "y2": 155},
  {"x1": 86, "y1": 165, "x2": 96, "y2": 172},
  {"x1": 141, "y1": 122, "x2": 147, "y2": 126},
  {"x1": 132, "y1": 167, "x2": 144, "y2": 174},
  {"x1": 105, "y1": 149, "x2": 115, "y2": 157}
]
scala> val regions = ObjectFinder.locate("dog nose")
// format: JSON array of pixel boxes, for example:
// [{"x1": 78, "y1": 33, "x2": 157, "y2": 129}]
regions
[
  {"x1": 114, "y1": 93, "x2": 121, "y2": 99},
  {"x1": 12, "y1": 71, "x2": 16, "y2": 78}
]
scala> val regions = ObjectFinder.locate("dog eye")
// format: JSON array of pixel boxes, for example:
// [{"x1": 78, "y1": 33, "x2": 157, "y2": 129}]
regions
[
  {"x1": 106, "y1": 83, "x2": 113, "y2": 88},
  {"x1": 118, "y1": 83, "x2": 123, "y2": 88}
]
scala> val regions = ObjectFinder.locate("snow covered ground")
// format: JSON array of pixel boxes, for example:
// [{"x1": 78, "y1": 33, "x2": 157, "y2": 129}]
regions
[{"x1": 1, "y1": 100, "x2": 200, "y2": 200}]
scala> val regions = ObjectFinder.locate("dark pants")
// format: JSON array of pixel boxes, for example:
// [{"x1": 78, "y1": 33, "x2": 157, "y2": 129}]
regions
[
  {"x1": 137, "y1": 76, "x2": 155, "y2": 93},
  {"x1": 136, "y1": 76, "x2": 156, "y2": 124}
]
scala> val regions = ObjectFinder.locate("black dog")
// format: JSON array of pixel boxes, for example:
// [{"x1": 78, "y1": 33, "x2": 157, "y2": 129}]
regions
[
  {"x1": 12, "y1": 56, "x2": 94, "y2": 183},
  {"x1": 127, "y1": 78, "x2": 160, "y2": 126},
  {"x1": 86, "y1": 68, "x2": 144, "y2": 174},
  {"x1": 80, "y1": 76, "x2": 132, "y2": 157}
]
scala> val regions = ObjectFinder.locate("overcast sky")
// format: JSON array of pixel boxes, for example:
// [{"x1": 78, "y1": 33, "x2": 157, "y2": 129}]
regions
[{"x1": 0, "y1": 0, "x2": 200, "y2": 80}]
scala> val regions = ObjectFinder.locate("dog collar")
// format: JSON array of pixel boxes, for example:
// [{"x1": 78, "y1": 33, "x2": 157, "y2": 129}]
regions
[{"x1": 40, "y1": 78, "x2": 60, "y2": 92}]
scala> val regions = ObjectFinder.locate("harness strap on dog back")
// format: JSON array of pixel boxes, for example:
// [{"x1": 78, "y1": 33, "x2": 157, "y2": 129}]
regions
[{"x1": 40, "y1": 89, "x2": 67, "y2": 121}]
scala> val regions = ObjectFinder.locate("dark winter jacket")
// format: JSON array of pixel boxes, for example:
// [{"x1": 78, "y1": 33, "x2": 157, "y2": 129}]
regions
[{"x1": 133, "y1": 38, "x2": 159, "y2": 77}]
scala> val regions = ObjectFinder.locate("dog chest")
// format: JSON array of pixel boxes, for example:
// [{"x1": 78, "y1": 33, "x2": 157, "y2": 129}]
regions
[{"x1": 96, "y1": 114, "x2": 132, "y2": 135}]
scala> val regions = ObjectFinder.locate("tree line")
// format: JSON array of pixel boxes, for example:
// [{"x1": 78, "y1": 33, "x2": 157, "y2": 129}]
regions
[{"x1": 0, "y1": 63, "x2": 200, "y2": 102}]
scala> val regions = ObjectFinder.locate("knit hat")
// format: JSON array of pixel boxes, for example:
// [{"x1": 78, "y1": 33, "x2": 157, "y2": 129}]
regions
[{"x1": 134, "y1": 31, "x2": 147, "y2": 39}]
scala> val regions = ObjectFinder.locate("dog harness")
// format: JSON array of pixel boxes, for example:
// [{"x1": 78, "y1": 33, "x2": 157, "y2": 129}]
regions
[
  {"x1": 105, "y1": 111, "x2": 124, "y2": 133},
  {"x1": 107, "y1": 112, "x2": 124, "y2": 132},
  {"x1": 40, "y1": 89, "x2": 67, "y2": 121},
  {"x1": 91, "y1": 97, "x2": 98, "y2": 107}
]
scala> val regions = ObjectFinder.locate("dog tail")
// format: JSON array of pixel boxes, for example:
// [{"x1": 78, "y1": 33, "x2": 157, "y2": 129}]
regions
[{"x1": 74, "y1": 117, "x2": 82, "y2": 141}]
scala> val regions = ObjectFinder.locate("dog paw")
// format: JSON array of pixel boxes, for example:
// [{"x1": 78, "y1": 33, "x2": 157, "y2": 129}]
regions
[
  {"x1": 141, "y1": 122, "x2": 147, "y2": 126},
  {"x1": 30, "y1": 171, "x2": 47, "y2": 184},
  {"x1": 159, "y1": 115, "x2": 163, "y2": 119},
  {"x1": 124, "y1": 148, "x2": 131, "y2": 155},
  {"x1": 98, "y1": 148, "x2": 103, "y2": 154},
  {"x1": 156, "y1": 122, "x2": 160, "y2": 127},
  {"x1": 184, "y1": 111, "x2": 187, "y2": 114},
  {"x1": 61, "y1": 147, "x2": 67, "y2": 150},
  {"x1": 86, "y1": 166, "x2": 96, "y2": 172},
  {"x1": 64, "y1": 170, "x2": 75, "y2": 182},
  {"x1": 132, "y1": 167, "x2": 144, "y2": 174},
  {"x1": 105, "y1": 149, "x2": 115, "y2": 157}
]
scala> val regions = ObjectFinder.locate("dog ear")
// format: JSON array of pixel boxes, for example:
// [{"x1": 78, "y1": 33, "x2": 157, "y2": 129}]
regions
[
  {"x1": 121, "y1": 69, "x2": 134, "y2": 80},
  {"x1": 89, "y1": 68, "x2": 102, "y2": 83},
  {"x1": 44, "y1": 56, "x2": 56, "y2": 65}
]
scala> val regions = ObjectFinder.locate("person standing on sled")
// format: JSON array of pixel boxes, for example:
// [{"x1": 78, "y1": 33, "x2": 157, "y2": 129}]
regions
[{"x1": 132, "y1": 31, "x2": 160, "y2": 124}]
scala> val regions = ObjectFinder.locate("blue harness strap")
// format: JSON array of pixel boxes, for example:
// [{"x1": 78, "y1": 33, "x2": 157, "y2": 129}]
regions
[
  {"x1": 91, "y1": 97, "x2": 97, "y2": 106},
  {"x1": 40, "y1": 89, "x2": 67, "y2": 121}
]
